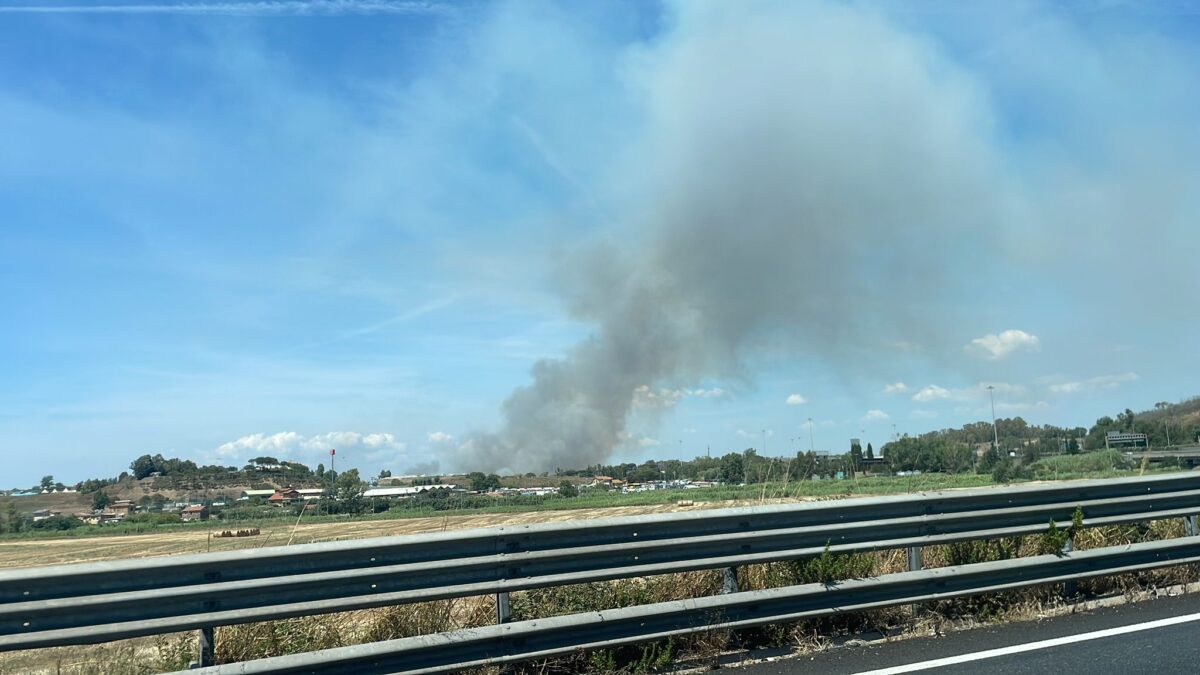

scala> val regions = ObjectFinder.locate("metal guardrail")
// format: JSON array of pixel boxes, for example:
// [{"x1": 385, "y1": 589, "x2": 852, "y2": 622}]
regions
[
  {"x1": 2, "y1": 473, "x2": 1200, "y2": 670},
  {"x1": 177, "y1": 536, "x2": 1200, "y2": 675}
]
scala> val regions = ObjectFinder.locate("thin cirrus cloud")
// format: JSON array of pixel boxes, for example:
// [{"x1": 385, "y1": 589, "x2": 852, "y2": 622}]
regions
[
  {"x1": 964, "y1": 329, "x2": 1041, "y2": 360},
  {"x1": 882, "y1": 382, "x2": 909, "y2": 395},
  {"x1": 1048, "y1": 372, "x2": 1139, "y2": 394},
  {"x1": 861, "y1": 409, "x2": 890, "y2": 422},
  {"x1": 426, "y1": 431, "x2": 454, "y2": 443},
  {"x1": 785, "y1": 393, "x2": 808, "y2": 406},
  {"x1": 913, "y1": 382, "x2": 1026, "y2": 404},
  {"x1": 0, "y1": 1, "x2": 448, "y2": 15}
]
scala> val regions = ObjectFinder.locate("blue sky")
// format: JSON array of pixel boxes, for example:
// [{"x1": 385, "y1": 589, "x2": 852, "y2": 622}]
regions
[{"x1": 2, "y1": 0, "x2": 1199, "y2": 487}]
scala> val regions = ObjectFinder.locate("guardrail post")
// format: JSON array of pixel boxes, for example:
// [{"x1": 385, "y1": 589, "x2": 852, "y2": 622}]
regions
[
  {"x1": 722, "y1": 566, "x2": 739, "y2": 594},
  {"x1": 197, "y1": 626, "x2": 215, "y2": 668},
  {"x1": 1062, "y1": 534, "x2": 1077, "y2": 597},
  {"x1": 1186, "y1": 515, "x2": 1198, "y2": 537},
  {"x1": 496, "y1": 592, "x2": 512, "y2": 624},
  {"x1": 907, "y1": 546, "x2": 921, "y2": 617}
]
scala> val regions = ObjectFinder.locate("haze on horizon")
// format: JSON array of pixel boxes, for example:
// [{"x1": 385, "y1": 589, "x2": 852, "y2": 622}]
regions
[{"x1": 2, "y1": 0, "x2": 1199, "y2": 487}]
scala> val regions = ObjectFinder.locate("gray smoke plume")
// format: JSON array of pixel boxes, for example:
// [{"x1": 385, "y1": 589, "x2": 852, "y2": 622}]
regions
[
  {"x1": 458, "y1": 1, "x2": 1198, "y2": 472},
  {"x1": 459, "y1": 2, "x2": 1001, "y2": 472}
]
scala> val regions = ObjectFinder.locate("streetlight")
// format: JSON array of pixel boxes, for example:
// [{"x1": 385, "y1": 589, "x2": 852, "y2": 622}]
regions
[
  {"x1": 808, "y1": 418, "x2": 815, "y2": 453},
  {"x1": 988, "y1": 385, "x2": 999, "y2": 450}
]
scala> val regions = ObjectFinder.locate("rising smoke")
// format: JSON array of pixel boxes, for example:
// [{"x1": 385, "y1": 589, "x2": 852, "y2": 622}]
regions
[{"x1": 458, "y1": 1, "x2": 1199, "y2": 472}]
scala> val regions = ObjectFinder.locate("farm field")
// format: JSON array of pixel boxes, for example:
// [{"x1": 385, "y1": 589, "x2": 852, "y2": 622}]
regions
[
  {"x1": 0, "y1": 499, "x2": 736, "y2": 568},
  {"x1": 0, "y1": 467, "x2": 1164, "y2": 569}
]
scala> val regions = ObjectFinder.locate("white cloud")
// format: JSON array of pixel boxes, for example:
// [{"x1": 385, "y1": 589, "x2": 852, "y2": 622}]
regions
[
  {"x1": 883, "y1": 382, "x2": 909, "y2": 395},
  {"x1": 637, "y1": 436, "x2": 660, "y2": 448},
  {"x1": 633, "y1": 385, "x2": 726, "y2": 409},
  {"x1": 214, "y1": 430, "x2": 406, "y2": 464},
  {"x1": 1048, "y1": 372, "x2": 1138, "y2": 394},
  {"x1": 426, "y1": 431, "x2": 454, "y2": 443},
  {"x1": 964, "y1": 329, "x2": 1041, "y2": 360},
  {"x1": 911, "y1": 385, "x2": 951, "y2": 402},
  {"x1": 785, "y1": 393, "x2": 808, "y2": 406},
  {"x1": 862, "y1": 409, "x2": 890, "y2": 422}
]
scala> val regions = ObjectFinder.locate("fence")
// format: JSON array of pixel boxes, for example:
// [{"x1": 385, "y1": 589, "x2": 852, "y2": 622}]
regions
[{"x1": 2, "y1": 473, "x2": 1200, "y2": 673}]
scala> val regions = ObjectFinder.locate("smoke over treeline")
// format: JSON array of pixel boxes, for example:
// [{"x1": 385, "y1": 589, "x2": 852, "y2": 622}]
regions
[{"x1": 458, "y1": 2, "x2": 1200, "y2": 472}]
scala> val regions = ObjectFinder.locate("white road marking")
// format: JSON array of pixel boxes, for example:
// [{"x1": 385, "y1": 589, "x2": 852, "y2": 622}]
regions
[{"x1": 851, "y1": 611, "x2": 1200, "y2": 674}]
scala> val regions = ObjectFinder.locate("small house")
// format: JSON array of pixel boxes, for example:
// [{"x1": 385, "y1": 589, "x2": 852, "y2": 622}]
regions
[{"x1": 181, "y1": 505, "x2": 210, "y2": 522}]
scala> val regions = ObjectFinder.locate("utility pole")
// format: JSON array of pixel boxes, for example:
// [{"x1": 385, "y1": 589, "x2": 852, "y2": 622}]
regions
[
  {"x1": 808, "y1": 418, "x2": 815, "y2": 453},
  {"x1": 988, "y1": 385, "x2": 999, "y2": 450},
  {"x1": 762, "y1": 429, "x2": 767, "y2": 455}
]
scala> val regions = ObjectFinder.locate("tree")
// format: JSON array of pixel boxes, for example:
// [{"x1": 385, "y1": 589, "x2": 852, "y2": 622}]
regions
[
  {"x1": 131, "y1": 454, "x2": 153, "y2": 479},
  {"x1": 316, "y1": 463, "x2": 325, "y2": 478},
  {"x1": 468, "y1": 472, "x2": 502, "y2": 492},
  {"x1": 866, "y1": 443, "x2": 874, "y2": 460},
  {"x1": 379, "y1": 469, "x2": 392, "y2": 479},
  {"x1": 40, "y1": 475, "x2": 54, "y2": 491},
  {"x1": 719, "y1": 453, "x2": 744, "y2": 484},
  {"x1": 92, "y1": 490, "x2": 112, "y2": 511},
  {"x1": 558, "y1": 481, "x2": 578, "y2": 498},
  {"x1": 335, "y1": 469, "x2": 367, "y2": 514},
  {"x1": 2, "y1": 502, "x2": 23, "y2": 534}
]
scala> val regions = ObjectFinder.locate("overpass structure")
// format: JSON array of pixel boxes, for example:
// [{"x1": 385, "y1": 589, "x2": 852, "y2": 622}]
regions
[
  {"x1": 3, "y1": 473, "x2": 1200, "y2": 673},
  {"x1": 1126, "y1": 446, "x2": 1200, "y2": 466}
]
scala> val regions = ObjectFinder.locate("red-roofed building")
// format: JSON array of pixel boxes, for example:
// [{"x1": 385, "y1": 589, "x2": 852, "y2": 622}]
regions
[
  {"x1": 267, "y1": 488, "x2": 302, "y2": 506},
  {"x1": 181, "y1": 505, "x2": 210, "y2": 522}
]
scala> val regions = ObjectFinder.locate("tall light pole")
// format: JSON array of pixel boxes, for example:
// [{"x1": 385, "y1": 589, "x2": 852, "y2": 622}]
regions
[
  {"x1": 807, "y1": 418, "x2": 815, "y2": 453},
  {"x1": 988, "y1": 385, "x2": 999, "y2": 450}
]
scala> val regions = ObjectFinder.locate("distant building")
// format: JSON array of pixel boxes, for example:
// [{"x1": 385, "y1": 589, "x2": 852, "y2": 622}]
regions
[
  {"x1": 239, "y1": 489, "x2": 277, "y2": 502},
  {"x1": 267, "y1": 488, "x2": 302, "y2": 506},
  {"x1": 181, "y1": 505, "x2": 210, "y2": 522},
  {"x1": 31, "y1": 509, "x2": 59, "y2": 522},
  {"x1": 362, "y1": 485, "x2": 460, "y2": 499}
]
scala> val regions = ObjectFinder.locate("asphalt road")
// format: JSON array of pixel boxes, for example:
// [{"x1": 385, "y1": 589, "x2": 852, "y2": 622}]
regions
[{"x1": 723, "y1": 592, "x2": 1200, "y2": 675}]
